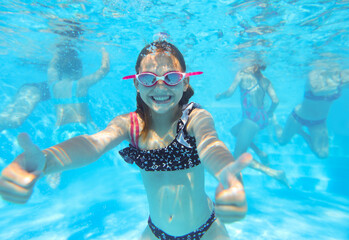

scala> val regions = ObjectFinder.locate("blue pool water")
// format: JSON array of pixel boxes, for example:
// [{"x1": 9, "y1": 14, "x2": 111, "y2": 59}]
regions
[{"x1": 0, "y1": 1, "x2": 348, "y2": 239}]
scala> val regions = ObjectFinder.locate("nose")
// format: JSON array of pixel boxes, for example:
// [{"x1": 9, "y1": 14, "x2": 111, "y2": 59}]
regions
[
  {"x1": 155, "y1": 76, "x2": 166, "y2": 86},
  {"x1": 155, "y1": 79, "x2": 166, "y2": 87}
]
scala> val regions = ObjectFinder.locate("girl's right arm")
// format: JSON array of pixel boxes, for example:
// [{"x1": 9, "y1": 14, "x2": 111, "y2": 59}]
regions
[
  {"x1": 44, "y1": 114, "x2": 129, "y2": 173},
  {"x1": 0, "y1": 114, "x2": 130, "y2": 204},
  {"x1": 215, "y1": 71, "x2": 242, "y2": 100}
]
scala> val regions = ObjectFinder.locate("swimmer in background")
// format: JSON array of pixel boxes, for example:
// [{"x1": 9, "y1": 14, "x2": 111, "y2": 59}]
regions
[
  {"x1": 0, "y1": 40, "x2": 251, "y2": 240},
  {"x1": 0, "y1": 44, "x2": 110, "y2": 140},
  {"x1": 216, "y1": 64, "x2": 290, "y2": 187},
  {"x1": 46, "y1": 42, "x2": 109, "y2": 189},
  {"x1": 48, "y1": 42, "x2": 110, "y2": 142},
  {"x1": 273, "y1": 67, "x2": 349, "y2": 159},
  {"x1": 0, "y1": 42, "x2": 110, "y2": 188}
]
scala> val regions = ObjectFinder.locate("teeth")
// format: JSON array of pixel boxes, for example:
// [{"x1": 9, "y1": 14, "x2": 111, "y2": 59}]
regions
[{"x1": 153, "y1": 96, "x2": 170, "y2": 101}]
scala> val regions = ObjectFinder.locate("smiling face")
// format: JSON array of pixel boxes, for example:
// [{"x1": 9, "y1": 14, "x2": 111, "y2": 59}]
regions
[{"x1": 135, "y1": 52, "x2": 189, "y2": 115}]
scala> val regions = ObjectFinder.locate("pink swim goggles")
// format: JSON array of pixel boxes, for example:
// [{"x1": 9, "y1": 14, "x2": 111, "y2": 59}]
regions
[{"x1": 122, "y1": 71, "x2": 203, "y2": 87}]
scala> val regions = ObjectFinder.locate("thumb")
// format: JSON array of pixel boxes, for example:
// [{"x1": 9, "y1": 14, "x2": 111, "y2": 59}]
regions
[
  {"x1": 18, "y1": 133, "x2": 38, "y2": 154},
  {"x1": 219, "y1": 153, "x2": 252, "y2": 189},
  {"x1": 17, "y1": 133, "x2": 45, "y2": 172}
]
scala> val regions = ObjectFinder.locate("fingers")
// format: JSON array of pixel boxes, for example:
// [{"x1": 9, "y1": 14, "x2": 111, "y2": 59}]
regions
[
  {"x1": 0, "y1": 133, "x2": 41, "y2": 204},
  {"x1": 215, "y1": 181, "x2": 248, "y2": 223},
  {"x1": 215, "y1": 204, "x2": 247, "y2": 223},
  {"x1": 0, "y1": 177, "x2": 33, "y2": 200},
  {"x1": 1, "y1": 162, "x2": 39, "y2": 188},
  {"x1": 215, "y1": 182, "x2": 246, "y2": 206},
  {"x1": 0, "y1": 162, "x2": 40, "y2": 204}
]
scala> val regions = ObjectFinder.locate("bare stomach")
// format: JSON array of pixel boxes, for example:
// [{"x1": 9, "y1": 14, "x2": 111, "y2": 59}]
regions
[{"x1": 141, "y1": 166, "x2": 214, "y2": 236}]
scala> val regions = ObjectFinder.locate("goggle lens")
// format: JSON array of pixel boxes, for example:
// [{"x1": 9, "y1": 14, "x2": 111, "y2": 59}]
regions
[
  {"x1": 165, "y1": 73, "x2": 183, "y2": 85},
  {"x1": 137, "y1": 72, "x2": 184, "y2": 86},
  {"x1": 138, "y1": 73, "x2": 157, "y2": 86},
  {"x1": 122, "y1": 71, "x2": 203, "y2": 87}
]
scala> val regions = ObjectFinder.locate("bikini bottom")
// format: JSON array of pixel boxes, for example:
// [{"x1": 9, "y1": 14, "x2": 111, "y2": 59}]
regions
[
  {"x1": 148, "y1": 211, "x2": 216, "y2": 240},
  {"x1": 291, "y1": 110, "x2": 326, "y2": 127}
]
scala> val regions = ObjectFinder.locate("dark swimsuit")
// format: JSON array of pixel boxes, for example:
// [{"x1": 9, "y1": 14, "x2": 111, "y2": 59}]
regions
[
  {"x1": 20, "y1": 81, "x2": 89, "y2": 104},
  {"x1": 119, "y1": 102, "x2": 216, "y2": 239},
  {"x1": 148, "y1": 211, "x2": 216, "y2": 240},
  {"x1": 292, "y1": 90, "x2": 341, "y2": 127}
]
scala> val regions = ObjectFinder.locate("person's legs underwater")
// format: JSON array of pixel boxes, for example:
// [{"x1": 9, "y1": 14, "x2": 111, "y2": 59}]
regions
[
  {"x1": 272, "y1": 109, "x2": 302, "y2": 146},
  {"x1": 234, "y1": 119, "x2": 290, "y2": 188},
  {"x1": 0, "y1": 84, "x2": 42, "y2": 132},
  {"x1": 302, "y1": 122, "x2": 329, "y2": 158}
]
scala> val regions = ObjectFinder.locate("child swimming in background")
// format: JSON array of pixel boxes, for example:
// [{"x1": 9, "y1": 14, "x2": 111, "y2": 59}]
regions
[
  {"x1": 0, "y1": 19, "x2": 110, "y2": 138},
  {"x1": 0, "y1": 40, "x2": 252, "y2": 240},
  {"x1": 46, "y1": 42, "x2": 110, "y2": 189},
  {"x1": 48, "y1": 42, "x2": 110, "y2": 143},
  {"x1": 272, "y1": 67, "x2": 349, "y2": 159},
  {"x1": 0, "y1": 43, "x2": 110, "y2": 140},
  {"x1": 216, "y1": 64, "x2": 290, "y2": 188}
]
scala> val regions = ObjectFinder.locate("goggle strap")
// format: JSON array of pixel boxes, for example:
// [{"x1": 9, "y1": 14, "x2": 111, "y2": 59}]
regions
[
  {"x1": 122, "y1": 75, "x2": 136, "y2": 80},
  {"x1": 185, "y1": 71, "x2": 203, "y2": 77}
]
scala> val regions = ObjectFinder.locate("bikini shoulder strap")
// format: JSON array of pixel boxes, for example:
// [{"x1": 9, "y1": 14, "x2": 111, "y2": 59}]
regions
[
  {"x1": 130, "y1": 112, "x2": 140, "y2": 148},
  {"x1": 176, "y1": 102, "x2": 200, "y2": 148}
]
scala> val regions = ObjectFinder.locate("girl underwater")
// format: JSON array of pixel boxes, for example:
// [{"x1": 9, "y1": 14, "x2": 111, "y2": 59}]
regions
[{"x1": 0, "y1": 40, "x2": 252, "y2": 240}]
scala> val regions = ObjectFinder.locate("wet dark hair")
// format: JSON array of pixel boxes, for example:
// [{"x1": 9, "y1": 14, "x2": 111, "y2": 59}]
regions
[
  {"x1": 259, "y1": 64, "x2": 266, "y2": 71},
  {"x1": 135, "y1": 41, "x2": 194, "y2": 139},
  {"x1": 53, "y1": 19, "x2": 84, "y2": 39},
  {"x1": 135, "y1": 40, "x2": 186, "y2": 73},
  {"x1": 56, "y1": 44, "x2": 83, "y2": 80}
]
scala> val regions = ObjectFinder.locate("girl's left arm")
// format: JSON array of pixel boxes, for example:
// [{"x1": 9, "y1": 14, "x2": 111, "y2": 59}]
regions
[
  {"x1": 188, "y1": 108, "x2": 252, "y2": 223},
  {"x1": 78, "y1": 48, "x2": 110, "y2": 89},
  {"x1": 265, "y1": 78, "x2": 279, "y2": 117}
]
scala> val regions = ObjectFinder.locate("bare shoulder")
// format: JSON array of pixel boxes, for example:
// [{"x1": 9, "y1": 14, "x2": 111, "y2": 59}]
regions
[
  {"x1": 85, "y1": 113, "x2": 134, "y2": 151},
  {"x1": 261, "y1": 77, "x2": 271, "y2": 89},
  {"x1": 187, "y1": 108, "x2": 215, "y2": 136},
  {"x1": 108, "y1": 113, "x2": 130, "y2": 126},
  {"x1": 102, "y1": 113, "x2": 132, "y2": 138},
  {"x1": 190, "y1": 108, "x2": 213, "y2": 120},
  {"x1": 107, "y1": 112, "x2": 144, "y2": 138}
]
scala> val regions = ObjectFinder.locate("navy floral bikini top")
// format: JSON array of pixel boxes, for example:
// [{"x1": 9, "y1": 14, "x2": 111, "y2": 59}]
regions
[{"x1": 119, "y1": 102, "x2": 201, "y2": 171}]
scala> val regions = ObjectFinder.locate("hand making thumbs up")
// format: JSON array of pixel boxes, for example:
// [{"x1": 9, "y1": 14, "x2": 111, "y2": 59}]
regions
[{"x1": 0, "y1": 133, "x2": 46, "y2": 203}]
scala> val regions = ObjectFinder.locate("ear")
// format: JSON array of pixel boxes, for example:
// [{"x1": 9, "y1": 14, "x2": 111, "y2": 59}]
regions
[{"x1": 183, "y1": 78, "x2": 189, "y2": 91}]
